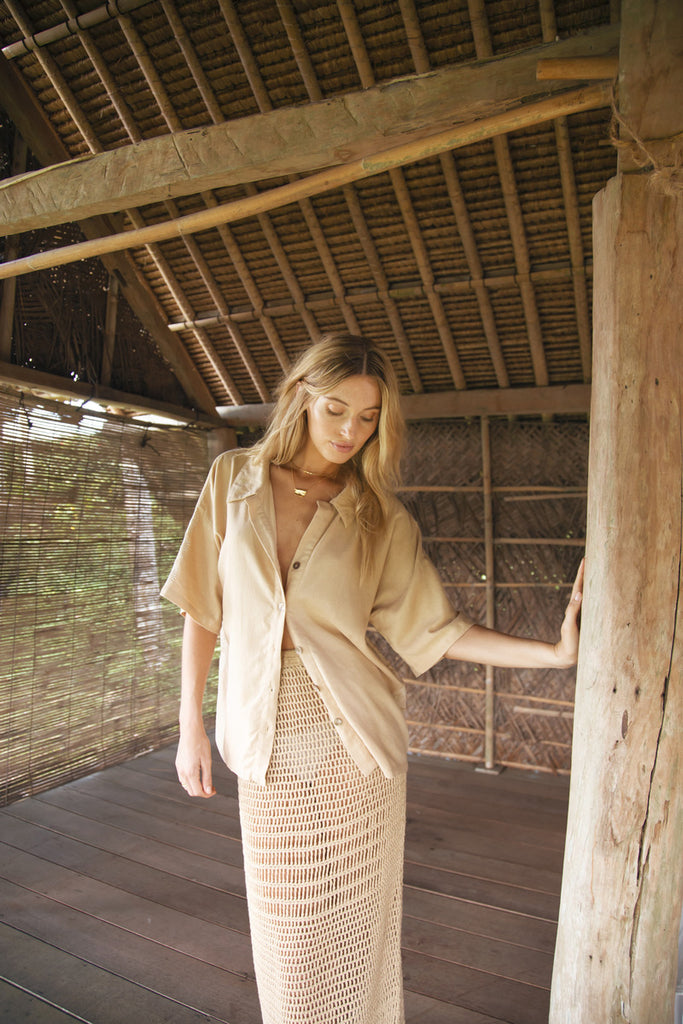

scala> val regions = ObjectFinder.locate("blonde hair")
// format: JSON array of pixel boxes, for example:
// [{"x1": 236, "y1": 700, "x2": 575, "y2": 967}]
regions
[{"x1": 251, "y1": 333, "x2": 404, "y2": 565}]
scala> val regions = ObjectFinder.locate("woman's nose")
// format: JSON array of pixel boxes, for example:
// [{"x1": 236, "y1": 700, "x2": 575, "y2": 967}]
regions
[{"x1": 339, "y1": 418, "x2": 354, "y2": 439}]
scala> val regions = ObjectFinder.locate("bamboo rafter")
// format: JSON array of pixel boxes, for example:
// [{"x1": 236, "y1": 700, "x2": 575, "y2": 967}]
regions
[
  {"x1": 0, "y1": 0, "x2": 618, "y2": 415},
  {"x1": 539, "y1": 0, "x2": 593, "y2": 382},
  {"x1": 467, "y1": 0, "x2": 548, "y2": 387},
  {"x1": 398, "y1": 0, "x2": 509, "y2": 389},
  {"x1": 4, "y1": 0, "x2": 243, "y2": 404},
  {"x1": 0, "y1": 84, "x2": 610, "y2": 283}
]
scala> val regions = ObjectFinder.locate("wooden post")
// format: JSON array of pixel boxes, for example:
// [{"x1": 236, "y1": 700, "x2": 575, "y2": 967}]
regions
[
  {"x1": 0, "y1": 133, "x2": 27, "y2": 360},
  {"x1": 100, "y1": 272, "x2": 120, "y2": 387},
  {"x1": 550, "y1": 1, "x2": 683, "y2": 1020},
  {"x1": 481, "y1": 415, "x2": 496, "y2": 770},
  {"x1": 207, "y1": 427, "x2": 237, "y2": 463}
]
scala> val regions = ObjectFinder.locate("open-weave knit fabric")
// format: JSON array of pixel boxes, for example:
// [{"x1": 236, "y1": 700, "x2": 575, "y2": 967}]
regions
[{"x1": 238, "y1": 651, "x2": 406, "y2": 1024}]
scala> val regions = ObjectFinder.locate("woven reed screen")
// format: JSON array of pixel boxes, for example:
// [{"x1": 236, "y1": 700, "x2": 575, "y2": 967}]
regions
[
  {"x1": 373, "y1": 418, "x2": 588, "y2": 775},
  {"x1": 0, "y1": 388, "x2": 212, "y2": 805}
]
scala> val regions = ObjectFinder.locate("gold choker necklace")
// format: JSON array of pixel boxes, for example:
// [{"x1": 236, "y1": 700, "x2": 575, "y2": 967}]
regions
[{"x1": 288, "y1": 463, "x2": 338, "y2": 497}]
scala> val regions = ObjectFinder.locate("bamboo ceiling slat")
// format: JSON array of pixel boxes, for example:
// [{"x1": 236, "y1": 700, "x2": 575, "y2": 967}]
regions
[
  {"x1": 0, "y1": 0, "x2": 616, "y2": 405},
  {"x1": 117, "y1": 14, "x2": 259, "y2": 400},
  {"x1": 12, "y1": 0, "x2": 246, "y2": 405},
  {"x1": 337, "y1": 0, "x2": 467, "y2": 389}
]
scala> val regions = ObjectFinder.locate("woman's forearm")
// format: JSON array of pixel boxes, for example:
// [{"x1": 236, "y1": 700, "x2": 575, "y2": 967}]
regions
[
  {"x1": 176, "y1": 615, "x2": 218, "y2": 798},
  {"x1": 179, "y1": 614, "x2": 218, "y2": 726},
  {"x1": 446, "y1": 560, "x2": 583, "y2": 669},
  {"x1": 446, "y1": 624, "x2": 570, "y2": 669}
]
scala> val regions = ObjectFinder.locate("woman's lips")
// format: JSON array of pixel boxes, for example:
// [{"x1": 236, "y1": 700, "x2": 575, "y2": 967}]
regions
[{"x1": 330, "y1": 441, "x2": 354, "y2": 454}]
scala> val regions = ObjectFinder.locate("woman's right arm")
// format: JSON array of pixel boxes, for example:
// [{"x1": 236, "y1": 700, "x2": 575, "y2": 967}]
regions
[{"x1": 175, "y1": 614, "x2": 218, "y2": 798}]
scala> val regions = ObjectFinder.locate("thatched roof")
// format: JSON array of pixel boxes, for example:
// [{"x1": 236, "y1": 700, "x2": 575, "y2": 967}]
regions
[{"x1": 0, "y1": 0, "x2": 619, "y2": 422}]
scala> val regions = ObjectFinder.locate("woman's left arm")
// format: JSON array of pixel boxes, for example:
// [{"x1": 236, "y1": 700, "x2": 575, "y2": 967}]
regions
[{"x1": 446, "y1": 558, "x2": 584, "y2": 669}]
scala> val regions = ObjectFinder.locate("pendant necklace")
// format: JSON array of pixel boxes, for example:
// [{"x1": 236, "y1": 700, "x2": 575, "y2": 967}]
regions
[{"x1": 289, "y1": 463, "x2": 338, "y2": 497}]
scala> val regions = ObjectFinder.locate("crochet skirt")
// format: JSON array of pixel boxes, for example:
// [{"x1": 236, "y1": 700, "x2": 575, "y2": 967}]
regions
[{"x1": 238, "y1": 650, "x2": 406, "y2": 1024}]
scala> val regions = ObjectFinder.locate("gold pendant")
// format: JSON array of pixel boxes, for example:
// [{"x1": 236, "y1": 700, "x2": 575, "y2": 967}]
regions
[{"x1": 294, "y1": 486, "x2": 307, "y2": 496}]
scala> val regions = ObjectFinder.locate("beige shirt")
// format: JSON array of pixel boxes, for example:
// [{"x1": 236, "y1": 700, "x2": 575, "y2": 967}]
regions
[{"x1": 161, "y1": 449, "x2": 473, "y2": 784}]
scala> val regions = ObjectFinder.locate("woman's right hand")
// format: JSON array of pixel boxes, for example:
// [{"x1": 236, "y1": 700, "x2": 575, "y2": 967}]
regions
[{"x1": 175, "y1": 720, "x2": 216, "y2": 798}]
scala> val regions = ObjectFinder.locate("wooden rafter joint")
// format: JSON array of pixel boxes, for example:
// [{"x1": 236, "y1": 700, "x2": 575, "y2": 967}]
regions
[{"x1": 536, "y1": 56, "x2": 619, "y2": 81}]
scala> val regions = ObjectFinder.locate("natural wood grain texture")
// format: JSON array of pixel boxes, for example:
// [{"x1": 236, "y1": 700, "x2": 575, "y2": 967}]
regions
[
  {"x1": 0, "y1": 746, "x2": 568, "y2": 1024},
  {"x1": 550, "y1": 2, "x2": 683, "y2": 1016},
  {"x1": 0, "y1": 26, "x2": 618, "y2": 236}
]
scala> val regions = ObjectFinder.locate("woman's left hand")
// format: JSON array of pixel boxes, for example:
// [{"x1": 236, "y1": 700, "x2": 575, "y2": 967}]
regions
[{"x1": 553, "y1": 557, "x2": 584, "y2": 667}]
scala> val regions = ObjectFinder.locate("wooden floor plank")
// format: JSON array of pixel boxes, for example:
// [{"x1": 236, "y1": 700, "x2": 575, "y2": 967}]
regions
[
  {"x1": 402, "y1": 887, "x2": 557, "y2": 953},
  {"x1": 403, "y1": 988, "x2": 505, "y2": 1024},
  {"x1": 403, "y1": 949, "x2": 550, "y2": 1024},
  {"x1": 406, "y1": 785, "x2": 567, "y2": 846},
  {"x1": 0, "y1": 924, "x2": 230, "y2": 1023},
  {"x1": 66, "y1": 764, "x2": 242, "y2": 824},
  {"x1": 0, "y1": 980, "x2": 81, "y2": 1024},
  {"x1": 2, "y1": 799, "x2": 247, "y2": 896},
  {"x1": 0, "y1": 748, "x2": 570, "y2": 1024},
  {"x1": 406, "y1": 808, "x2": 566, "y2": 859},
  {"x1": 402, "y1": 915, "x2": 553, "y2": 987},
  {"x1": 404, "y1": 859, "x2": 559, "y2": 919},
  {"x1": 34, "y1": 784, "x2": 244, "y2": 865},
  {"x1": 0, "y1": 842, "x2": 253, "y2": 975},
  {"x1": 404, "y1": 819, "x2": 563, "y2": 891},
  {"x1": 0, "y1": 816, "x2": 250, "y2": 932},
  {"x1": 407, "y1": 754, "x2": 570, "y2": 799},
  {"x1": 0, "y1": 879, "x2": 261, "y2": 1023}
]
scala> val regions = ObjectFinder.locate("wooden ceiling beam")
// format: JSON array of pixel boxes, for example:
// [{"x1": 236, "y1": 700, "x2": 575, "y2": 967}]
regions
[
  {"x1": 0, "y1": 23, "x2": 618, "y2": 236},
  {"x1": 216, "y1": 382, "x2": 591, "y2": 426},
  {"x1": 0, "y1": 360, "x2": 222, "y2": 427},
  {"x1": 269, "y1": 1, "x2": 360, "y2": 340},
  {"x1": 0, "y1": 49, "x2": 217, "y2": 415},
  {"x1": 218, "y1": 0, "x2": 320, "y2": 354},
  {"x1": 1, "y1": 0, "x2": 153, "y2": 60},
  {"x1": 0, "y1": 84, "x2": 612, "y2": 282},
  {"x1": 317, "y1": 0, "x2": 423, "y2": 391}
]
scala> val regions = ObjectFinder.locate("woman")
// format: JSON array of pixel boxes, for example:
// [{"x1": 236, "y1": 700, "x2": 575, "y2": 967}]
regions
[{"x1": 161, "y1": 332, "x2": 583, "y2": 1024}]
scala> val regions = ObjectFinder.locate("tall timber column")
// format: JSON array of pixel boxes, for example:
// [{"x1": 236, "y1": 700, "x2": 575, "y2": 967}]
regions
[{"x1": 549, "y1": 1, "x2": 683, "y2": 1021}]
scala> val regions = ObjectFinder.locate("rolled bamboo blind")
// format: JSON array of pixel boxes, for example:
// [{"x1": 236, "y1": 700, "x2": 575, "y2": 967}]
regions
[{"x1": 0, "y1": 387, "x2": 212, "y2": 805}]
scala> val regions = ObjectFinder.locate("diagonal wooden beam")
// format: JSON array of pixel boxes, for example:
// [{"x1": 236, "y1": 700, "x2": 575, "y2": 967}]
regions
[
  {"x1": 0, "y1": 84, "x2": 613, "y2": 283},
  {"x1": 0, "y1": 51, "x2": 217, "y2": 415},
  {"x1": 0, "y1": 24, "x2": 618, "y2": 236},
  {"x1": 0, "y1": 359, "x2": 222, "y2": 426}
]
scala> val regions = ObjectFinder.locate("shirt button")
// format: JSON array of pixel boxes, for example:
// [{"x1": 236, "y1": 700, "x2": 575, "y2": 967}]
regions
[
  {"x1": 334, "y1": 717, "x2": 343, "y2": 726},
  {"x1": 295, "y1": 646, "x2": 303, "y2": 655},
  {"x1": 292, "y1": 561, "x2": 301, "y2": 569},
  {"x1": 278, "y1": 602, "x2": 285, "y2": 612}
]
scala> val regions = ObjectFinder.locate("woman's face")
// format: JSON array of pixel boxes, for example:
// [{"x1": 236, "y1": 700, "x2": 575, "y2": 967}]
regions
[{"x1": 301, "y1": 374, "x2": 381, "y2": 472}]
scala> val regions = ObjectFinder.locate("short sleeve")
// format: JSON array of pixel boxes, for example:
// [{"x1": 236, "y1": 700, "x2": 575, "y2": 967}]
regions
[
  {"x1": 160, "y1": 457, "x2": 227, "y2": 634},
  {"x1": 369, "y1": 503, "x2": 473, "y2": 676}
]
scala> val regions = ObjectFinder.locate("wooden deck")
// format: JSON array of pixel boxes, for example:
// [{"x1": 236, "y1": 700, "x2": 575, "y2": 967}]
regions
[{"x1": 0, "y1": 743, "x2": 569, "y2": 1024}]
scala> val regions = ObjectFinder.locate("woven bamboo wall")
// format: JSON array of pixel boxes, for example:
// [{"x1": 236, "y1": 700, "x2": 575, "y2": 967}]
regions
[
  {"x1": 373, "y1": 418, "x2": 588, "y2": 774},
  {"x1": 0, "y1": 388, "x2": 212, "y2": 805},
  {"x1": 0, "y1": 405, "x2": 586, "y2": 805}
]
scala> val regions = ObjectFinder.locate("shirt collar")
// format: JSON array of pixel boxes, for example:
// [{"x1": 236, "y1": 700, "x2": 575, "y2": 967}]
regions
[
  {"x1": 228, "y1": 452, "x2": 356, "y2": 527},
  {"x1": 227, "y1": 452, "x2": 268, "y2": 502},
  {"x1": 330, "y1": 484, "x2": 356, "y2": 527}
]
